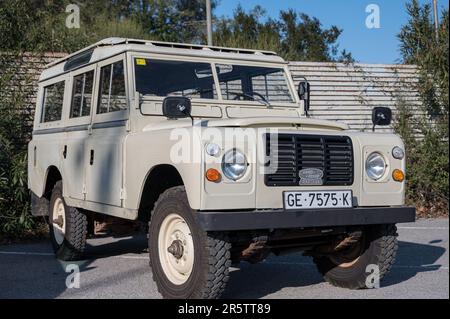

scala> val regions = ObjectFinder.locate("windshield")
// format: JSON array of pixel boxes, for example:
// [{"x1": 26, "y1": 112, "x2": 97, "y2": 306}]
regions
[
  {"x1": 135, "y1": 59, "x2": 217, "y2": 99},
  {"x1": 216, "y1": 64, "x2": 294, "y2": 104},
  {"x1": 134, "y1": 58, "x2": 295, "y2": 104}
]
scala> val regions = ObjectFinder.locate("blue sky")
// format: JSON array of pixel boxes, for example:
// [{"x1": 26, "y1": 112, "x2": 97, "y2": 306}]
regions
[{"x1": 214, "y1": 0, "x2": 449, "y2": 64}]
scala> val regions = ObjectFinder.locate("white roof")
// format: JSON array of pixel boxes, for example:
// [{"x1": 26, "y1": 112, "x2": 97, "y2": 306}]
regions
[{"x1": 40, "y1": 38, "x2": 286, "y2": 82}]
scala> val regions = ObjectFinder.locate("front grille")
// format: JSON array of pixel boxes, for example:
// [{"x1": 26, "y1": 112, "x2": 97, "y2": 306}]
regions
[{"x1": 264, "y1": 134, "x2": 354, "y2": 186}]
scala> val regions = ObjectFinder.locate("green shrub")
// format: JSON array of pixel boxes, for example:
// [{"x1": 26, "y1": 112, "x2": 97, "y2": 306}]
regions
[
  {"x1": 396, "y1": 0, "x2": 449, "y2": 217},
  {"x1": 0, "y1": 54, "x2": 40, "y2": 240},
  {"x1": 394, "y1": 98, "x2": 449, "y2": 217}
]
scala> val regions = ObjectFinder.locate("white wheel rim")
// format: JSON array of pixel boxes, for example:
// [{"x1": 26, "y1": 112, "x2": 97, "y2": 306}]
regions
[
  {"x1": 158, "y1": 213, "x2": 194, "y2": 285},
  {"x1": 52, "y1": 197, "x2": 66, "y2": 245}
]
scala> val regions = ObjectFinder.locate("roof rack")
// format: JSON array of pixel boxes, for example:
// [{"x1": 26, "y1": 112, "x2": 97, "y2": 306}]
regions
[
  {"x1": 45, "y1": 37, "x2": 278, "y2": 68},
  {"x1": 146, "y1": 40, "x2": 277, "y2": 56}
]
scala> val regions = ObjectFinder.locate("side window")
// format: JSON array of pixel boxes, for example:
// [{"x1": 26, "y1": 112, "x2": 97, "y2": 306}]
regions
[
  {"x1": 70, "y1": 70, "x2": 94, "y2": 118},
  {"x1": 97, "y1": 61, "x2": 127, "y2": 114},
  {"x1": 41, "y1": 81, "x2": 65, "y2": 123}
]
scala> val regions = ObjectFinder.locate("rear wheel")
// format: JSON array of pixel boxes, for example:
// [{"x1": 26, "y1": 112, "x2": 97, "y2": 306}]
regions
[
  {"x1": 313, "y1": 224, "x2": 398, "y2": 289},
  {"x1": 149, "y1": 186, "x2": 231, "y2": 299},
  {"x1": 49, "y1": 181, "x2": 87, "y2": 261}
]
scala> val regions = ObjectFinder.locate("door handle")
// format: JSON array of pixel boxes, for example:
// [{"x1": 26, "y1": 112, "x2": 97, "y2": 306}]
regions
[
  {"x1": 63, "y1": 145, "x2": 67, "y2": 159},
  {"x1": 90, "y1": 149, "x2": 94, "y2": 165}
]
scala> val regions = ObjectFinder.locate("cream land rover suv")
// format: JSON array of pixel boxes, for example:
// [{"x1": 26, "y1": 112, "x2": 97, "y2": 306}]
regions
[{"x1": 28, "y1": 38, "x2": 415, "y2": 299}]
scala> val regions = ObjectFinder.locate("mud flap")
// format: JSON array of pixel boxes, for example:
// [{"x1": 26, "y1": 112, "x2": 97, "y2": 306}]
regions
[{"x1": 31, "y1": 192, "x2": 49, "y2": 216}]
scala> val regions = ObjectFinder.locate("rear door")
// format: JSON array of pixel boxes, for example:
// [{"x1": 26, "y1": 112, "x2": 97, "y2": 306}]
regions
[
  {"x1": 85, "y1": 54, "x2": 129, "y2": 206},
  {"x1": 62, "y1": 65, "x2": 96, "y2": 200}
]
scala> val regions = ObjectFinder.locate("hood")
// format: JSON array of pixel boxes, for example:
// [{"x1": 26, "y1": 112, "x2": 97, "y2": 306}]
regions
[
  {"x1": 142, "y1": 116, "x2": 348, "y2": 132},
  {"x1": 203, "y1": 116, "x2": 349, "y2": 131}
]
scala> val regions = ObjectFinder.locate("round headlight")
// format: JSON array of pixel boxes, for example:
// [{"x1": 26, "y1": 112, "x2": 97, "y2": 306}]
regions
[
  {"x1": 392, "y1": 146, "x2": 405, "y2": 159},
  {"x1": 221, "y1": 149, "x2": 247, "y2": 181},
  {"x1": 365, "y1": 152, "x2": 386, "y2": 180}
]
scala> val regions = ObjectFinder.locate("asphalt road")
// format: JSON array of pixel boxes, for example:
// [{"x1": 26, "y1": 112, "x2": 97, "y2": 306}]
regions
[{"x1": 0, "y1": 218, "x2": 448, "y2": 299}]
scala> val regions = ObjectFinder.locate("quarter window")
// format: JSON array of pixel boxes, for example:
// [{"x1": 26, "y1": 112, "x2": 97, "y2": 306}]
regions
[
  {"x1": 41, "y1": 81, "x2": 65, "y2": 122},
  {"x1": 97, "y1": 61, "x2": 127, "y2": 114},
  {"x1": 70, "y1": 70, "x2": 94, "y2": 118}
]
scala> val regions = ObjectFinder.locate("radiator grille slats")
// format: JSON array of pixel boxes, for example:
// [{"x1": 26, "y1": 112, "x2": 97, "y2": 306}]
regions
[{"x1": 265, "y1": 134, "x2": 354, "y2": 186}]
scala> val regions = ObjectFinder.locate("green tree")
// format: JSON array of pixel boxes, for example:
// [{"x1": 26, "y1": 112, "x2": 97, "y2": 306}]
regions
[
  {"x1": 0, "y1": 0, "x2": 217, "y2": 53},
  {"x1": 140, "y1": 0, "x2": 217, "y2": 43},
  {"x1": 1, "y1": 1, "x2": 351, "y2": 61},
  {"x1": 396, "y1": 0, "x2": 449, "y2": 215},
  {"x1": 214, "y1": 6, "x2": 282, "y2": 53},
  {"x1": 213, "y1": 5, "x2": 353, "y2": 62}
]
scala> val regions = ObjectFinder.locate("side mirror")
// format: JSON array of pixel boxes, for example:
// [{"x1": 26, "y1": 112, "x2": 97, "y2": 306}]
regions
[
  {"x1": 372, "y1": 107, "x2": 392, "y2": 131},
  {"x1": 162, "y1": 96, "x2": 192, "y2": 119},
  {"x1": 298, "y1": 81, "x2": 310, "y2": 115}
]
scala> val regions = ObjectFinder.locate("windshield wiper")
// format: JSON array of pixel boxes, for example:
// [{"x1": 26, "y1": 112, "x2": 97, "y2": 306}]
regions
[{"x1": 182, "y1": 88, "x2": 271, "y2": 107}]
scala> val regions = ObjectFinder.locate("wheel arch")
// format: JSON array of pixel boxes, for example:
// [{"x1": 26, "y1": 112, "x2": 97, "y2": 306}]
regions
[
  {"x1": 42, "y1": 165, "x2": 63, "y2": 200},
  {"x1": 137, "y1": 164, "x2": 186, "y2": 222}
]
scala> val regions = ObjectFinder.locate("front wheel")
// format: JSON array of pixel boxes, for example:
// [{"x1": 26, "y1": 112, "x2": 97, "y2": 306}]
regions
[
  {"x1": 313, "y1": 224, "x2": 398, "y2": 289},
  {"x1": 149, "y1": 186, "x2": 231, "y2": 299}
]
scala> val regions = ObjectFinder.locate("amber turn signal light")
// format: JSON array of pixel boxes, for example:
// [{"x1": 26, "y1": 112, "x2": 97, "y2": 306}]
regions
[
  {"x1": 392, "y1": 169, "x2": 405, "y2": 182},
  {"x1": 206, "y1": 168, "x2": 221, "y2": 182}
]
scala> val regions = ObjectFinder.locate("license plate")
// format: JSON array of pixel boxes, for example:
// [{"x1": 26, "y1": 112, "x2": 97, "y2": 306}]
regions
[{"x1": 284, "y1": 190, "x2": 353, "y2": 210}]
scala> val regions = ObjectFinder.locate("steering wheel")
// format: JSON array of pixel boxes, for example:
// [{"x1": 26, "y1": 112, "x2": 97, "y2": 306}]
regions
[{"x1": 250, "y1": 92, "x2": 269, "y2": 103}]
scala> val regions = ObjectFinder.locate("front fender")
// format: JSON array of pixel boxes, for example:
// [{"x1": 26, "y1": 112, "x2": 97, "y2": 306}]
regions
[{"x1": 123, "y1": 127, "x2": 203, "y2": 210}]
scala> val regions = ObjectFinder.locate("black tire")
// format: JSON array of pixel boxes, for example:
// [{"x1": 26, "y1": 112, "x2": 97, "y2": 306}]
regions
[
  {"x1": 313, "y1": 224, "x2": 398, "y2": 289},
  {"x1": 49, "y1": 181, "x2": 87, "y2": 261},
  {"x1": 149, "y1": 186, "x2": 231, "y2": 299}
]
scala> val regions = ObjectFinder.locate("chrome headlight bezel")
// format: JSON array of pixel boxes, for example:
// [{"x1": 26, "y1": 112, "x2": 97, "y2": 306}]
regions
[
  {"x1": 365, "y1": 152, "x2": 386, "y2": 181},
  {"x1": 221, "y1": 149, "x2": 247, "y2": 181}
]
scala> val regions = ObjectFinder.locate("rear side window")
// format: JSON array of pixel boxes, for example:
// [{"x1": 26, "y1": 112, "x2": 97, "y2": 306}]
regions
[
  {"x1": 97, "y1": 61, "x2": 127, "y2": 114},
  {"x1": 70, "y1": 70, "x2": 94, "y2": 118},
  {"x1": 134, "y1": 59, "x2": 217, "y2": 99},
  {"x1": 41, "y1": 81, "x2": 65, "y2": 123}
]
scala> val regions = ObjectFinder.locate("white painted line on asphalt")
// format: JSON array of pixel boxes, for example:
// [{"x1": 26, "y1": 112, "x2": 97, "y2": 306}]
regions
[
  {"x1": 0, "y1": 250, "x2": 150, "y2": 260},
  {"x1": 115, "y1": 255, "x2": 148, "y2": 260},
  {"x1": 0, "y1": 251, "x2": 54, "y2": 256},
  {"x1": 393, "y1": 265, "x2": 449, "y2": 270},
  {"x1": 262, "y1": 261, "x2": 449, "y2": 270},
  {"x1": 0, "y1": 251, "x2": 149, "y2": 259},
  {"x1": 1, "y1": 251, "x2": 448, "y2": 271},
  {"x1": 398, "y1": 226, "x2": 449, "y2": 230}
]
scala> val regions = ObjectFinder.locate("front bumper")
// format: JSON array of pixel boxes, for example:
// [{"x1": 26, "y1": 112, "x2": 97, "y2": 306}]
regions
[{"x1": 195, "y1": 206, "x2": 416, "y2": 231}]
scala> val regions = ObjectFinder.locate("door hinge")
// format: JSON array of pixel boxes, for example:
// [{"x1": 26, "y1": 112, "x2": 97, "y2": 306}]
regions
[
  {"x1": 82, "y1": 184, "x2": 87, "y2": 195},
  {"x1": 120, "y1": 188, "x2": 126, "y2": 200},
  {"x1": 126, "y1": 120, "x2": 131, "y2": 132}
]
